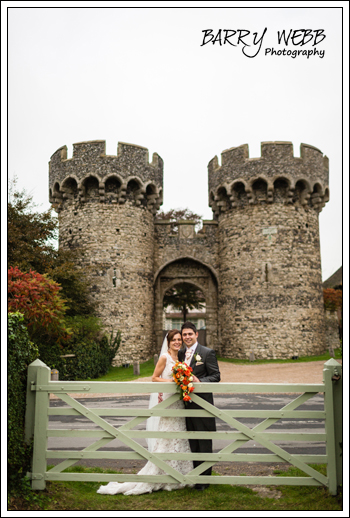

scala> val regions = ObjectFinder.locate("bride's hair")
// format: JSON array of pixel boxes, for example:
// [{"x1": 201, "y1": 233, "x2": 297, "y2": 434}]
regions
[{"x1": 166, "y1": 329, "x2": 181, "y2": 348}]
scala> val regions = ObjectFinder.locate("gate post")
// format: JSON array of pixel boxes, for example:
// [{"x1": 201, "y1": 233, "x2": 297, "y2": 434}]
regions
[
  {"x1": 25, "y1": 359, "x2": 51, "y2": 490},
  {"x1": 323, "y1": 358, "x2": 342, "y2": 495},
  {"x1": 25, "y1": 360, "x2": 39, "y2": 444}
]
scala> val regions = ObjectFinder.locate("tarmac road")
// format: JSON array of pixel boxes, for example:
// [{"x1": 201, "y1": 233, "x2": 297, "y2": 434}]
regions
[{"x1": 47, "y1": 392, "x2": 326, "y2": 468}]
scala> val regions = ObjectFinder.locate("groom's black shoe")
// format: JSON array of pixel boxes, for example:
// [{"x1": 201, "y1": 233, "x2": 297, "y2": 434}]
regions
[{"x1": 194, "y1": 484, "x2": 209, "y2": 491}]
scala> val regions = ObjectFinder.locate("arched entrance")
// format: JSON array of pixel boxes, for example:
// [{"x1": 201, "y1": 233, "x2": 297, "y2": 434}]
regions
[
  {"x1": 163, "y1": 281, "x2": 206, "y2": 344},
  {"x1": 154, "y1": 257, "x2": 219, "y2": 352}
]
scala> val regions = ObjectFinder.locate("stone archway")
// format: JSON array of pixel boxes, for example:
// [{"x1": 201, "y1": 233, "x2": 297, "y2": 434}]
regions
[{"x1": 154, "y1": 257, "x2": 219, "y2": 352}]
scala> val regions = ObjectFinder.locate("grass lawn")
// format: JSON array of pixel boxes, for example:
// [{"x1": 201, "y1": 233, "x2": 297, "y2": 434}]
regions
[
  {"x1": 89, "y1": 358, "x2": 155, "y2": 382},
  {"x1": 8, "y1": 464, "x2": 342, "y2": 511},
  {"x1": 87, "y1": 349, "x2": 342, "y2": 383}
]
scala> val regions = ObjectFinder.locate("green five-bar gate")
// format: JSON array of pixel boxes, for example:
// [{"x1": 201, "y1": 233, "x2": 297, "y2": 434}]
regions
[{"x1": 25, "y1": 359, "x2": 342, "y2": 494}]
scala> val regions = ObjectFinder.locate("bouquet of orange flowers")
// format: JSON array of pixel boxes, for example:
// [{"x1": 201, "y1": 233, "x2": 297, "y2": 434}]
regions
[{"x1": 172, "y1": 361, "x2": 195, "y2": 402}]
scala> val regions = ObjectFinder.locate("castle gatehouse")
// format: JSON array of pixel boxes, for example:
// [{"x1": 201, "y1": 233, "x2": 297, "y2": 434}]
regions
[{"x1": 49, "y1": 140, "x2": 329, "y2": 363}]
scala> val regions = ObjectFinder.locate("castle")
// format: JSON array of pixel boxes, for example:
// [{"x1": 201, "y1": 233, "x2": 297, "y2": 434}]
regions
[{"x1": 49, "y1": 140, "x2": 329, "y2": 363}]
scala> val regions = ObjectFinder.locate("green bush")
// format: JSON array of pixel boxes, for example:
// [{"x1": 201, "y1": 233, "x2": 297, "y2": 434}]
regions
[
  {"x1": 35, "y1": 316, "x2": 121, "y2": 381},
  {"x1": 8, "y1": 312, "x2": 39, "y2": 489},
  {"x1": 58, "y1": 316, "x2": 121, "y2": 380},
  {"x1": 36, "y1": 340, "x2": 68, "y2": 378}
]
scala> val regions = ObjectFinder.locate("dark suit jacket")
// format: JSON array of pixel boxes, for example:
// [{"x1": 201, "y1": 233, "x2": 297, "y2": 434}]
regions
[
  {"x1": 178, "y1": 343, "x2": 221, "y2": 383},
  {"x1": 178, "y1": 343, "x2": 221, "y2": 430}
]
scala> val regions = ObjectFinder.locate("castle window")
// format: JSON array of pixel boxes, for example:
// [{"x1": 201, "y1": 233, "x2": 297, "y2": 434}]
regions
[
  {"x1": 265, "y1": 263, "x2": 269, "y2": 282},
  {"x1": 84, "y1": 176, "x2": 99, "y2": 199},
  {"x1": 232, "y1": 182, "x2": 248, "y2": 207},
  {"x1": 293, "y1": 179, "x2": 309, "y2": 205},
  {"x1": 145, "y1": 184, "x2": 156, "y2": 208},
  {"x1": 252, "y1": 179, "x2": 268, "y2": 203},
  {"x1": 105, "y1": 177, "x2": 121, "y2": 193},
  {"x1": 273, "y1": 178, "x2": 289, "y2": 203},
  {"x1": 126, "y1": 179, "x2": 140, "y2": 202},
  {"x1": 112, "y1": 269, "x2": 117, "y2": 287},
  {"x1": 216, "y1": 186, "x2": 230, "y2": 213},
  {"x1": 62, "y1": 177, "x2": 78, "y2": 201},
  {"x1": 170, "y1": 318, "x2": 206, "y2": 329}
]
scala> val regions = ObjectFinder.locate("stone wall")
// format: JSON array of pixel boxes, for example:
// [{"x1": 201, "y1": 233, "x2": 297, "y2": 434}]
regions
[
  {"x1": 49, "y1": 140, "x2": 163, "y2": 192},
  {"x1": 208, "y1": 141, "x2": 329, "y2": 198},
  {"x1": 58, "y1": 201, "x2": 155, "y2": 364},
  {"x1": 218, "y1": 204, "x2": 326, "y2": 358},
  {"x1": 324, "y1": 309, "x2": 341, "y2": 350},
  {"x1": 154, "y1": 220, "x2": 219, "y2": 275}
]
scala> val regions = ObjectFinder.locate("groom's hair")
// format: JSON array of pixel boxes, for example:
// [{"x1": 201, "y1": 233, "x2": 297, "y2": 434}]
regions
[{"x1": 181, "y1": 321, "x2": 197, "y2": 334}]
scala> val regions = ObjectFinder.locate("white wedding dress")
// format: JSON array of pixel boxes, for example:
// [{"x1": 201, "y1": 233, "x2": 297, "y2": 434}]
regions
[{"x1": 97, "y1": 353, "x2": 193, "y2": 495}]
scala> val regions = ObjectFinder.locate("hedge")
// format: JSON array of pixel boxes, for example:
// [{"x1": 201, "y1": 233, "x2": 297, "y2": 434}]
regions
[
  {"x1": 37, "y1": 316, "x2": 121, "y2": 380},
  {"x1": 8, "y1": 312, "x2": 39, "y2": 488}
]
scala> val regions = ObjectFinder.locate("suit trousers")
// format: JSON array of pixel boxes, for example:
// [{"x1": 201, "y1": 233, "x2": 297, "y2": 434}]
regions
[{"x1": 185, "y1": 416, "x2": 213, "y2": 477}]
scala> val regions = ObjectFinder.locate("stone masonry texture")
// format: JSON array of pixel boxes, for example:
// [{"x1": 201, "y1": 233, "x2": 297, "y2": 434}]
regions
[{"x1": 49, "y1": 140, "x2": 330, "y2": 363}]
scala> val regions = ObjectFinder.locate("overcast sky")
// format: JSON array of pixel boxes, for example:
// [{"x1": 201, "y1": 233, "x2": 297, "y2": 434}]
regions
[{"x1": 5, "y1": 3, "x2": 347, "y2": 281}]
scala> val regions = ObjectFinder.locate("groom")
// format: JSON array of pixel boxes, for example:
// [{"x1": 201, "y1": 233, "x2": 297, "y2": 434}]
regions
[{"x1": 178, "y1": 321, "x2": 221, "y2": 491}]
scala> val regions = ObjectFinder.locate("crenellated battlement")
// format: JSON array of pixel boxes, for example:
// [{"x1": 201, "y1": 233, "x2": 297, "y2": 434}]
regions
[
  {"x1": 49, "y1": 140, "x2": 163, "y2": 214},
  {"x1": 208, "y1": 141, "x2": 329, "y2": 217},
  {"x1": 50, "y1": 137, "x2": 330, "y2": 361}
]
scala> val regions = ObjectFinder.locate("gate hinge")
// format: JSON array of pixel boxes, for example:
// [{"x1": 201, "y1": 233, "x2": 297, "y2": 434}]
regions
[
  {"x1": 332, "y1": 368, "x2": 341, "y2": 381},
  {"x1": 26, "y1": 472, "x2": 43, "y2": 480}
]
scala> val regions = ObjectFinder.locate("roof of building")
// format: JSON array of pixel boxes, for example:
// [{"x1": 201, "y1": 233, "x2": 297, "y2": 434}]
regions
[{"x1": 323, "y1": 266, "x2": 342, "y2": 288}]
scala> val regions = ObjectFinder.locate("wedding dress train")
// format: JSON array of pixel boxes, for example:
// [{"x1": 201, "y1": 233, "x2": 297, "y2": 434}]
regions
[{"x1": 97, "y1": 353, "x2": 193, "y2": 495}]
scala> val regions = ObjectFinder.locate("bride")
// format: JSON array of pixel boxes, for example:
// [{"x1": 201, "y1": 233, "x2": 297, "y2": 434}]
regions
[{"x1": 97, "y1": 329, "x2": 194, "y2": 495}]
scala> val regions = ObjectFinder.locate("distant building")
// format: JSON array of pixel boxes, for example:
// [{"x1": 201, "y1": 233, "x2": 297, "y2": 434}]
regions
[
  {"x1": 323, "y1": 266, "x2": 342, "y2": 289},
  {"x1": 323, "y1": 266, "x2": 342, "y2": 349},
  {"x1": 163, "y1": 305, "x2": 206, "y2": 331}
]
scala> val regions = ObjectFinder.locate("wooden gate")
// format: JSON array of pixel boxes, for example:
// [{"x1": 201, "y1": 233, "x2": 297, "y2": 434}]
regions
[{"x1": 25, "y1": 359, "x2": 342, "y2": 494}]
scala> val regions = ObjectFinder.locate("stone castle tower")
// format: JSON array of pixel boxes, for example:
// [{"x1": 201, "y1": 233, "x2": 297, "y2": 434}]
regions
[
  {"x1": 208, "y1": 141, "x2": 329, "y2": 359},
  {"x1": 49, "y1": 140, "x2": 329, "y2": 363},
  {"x1": 49, "y1": 141, "x2": 163, "y2": 363}
]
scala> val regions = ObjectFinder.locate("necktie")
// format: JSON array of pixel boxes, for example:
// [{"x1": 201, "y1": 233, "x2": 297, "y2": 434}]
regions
[{"x1": 185, "y1": 349, "x2": 192, "y2": 365}]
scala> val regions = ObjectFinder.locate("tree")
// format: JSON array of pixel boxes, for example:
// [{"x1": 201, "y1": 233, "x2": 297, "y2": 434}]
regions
[
  {"x1": 8, "y1": 179, "x2": 58, "y2": 274},
  {"x1": 45, "y1": 256, "x2": 96, "y2": 316},
  {"x1": 8, "y1": 179, "x2": 96, "y2": 316},
  {"x1": 8, "y1": 266, "x2": 71, "y2": 345},
  {"x1": 7, "y1": 181, "x2": 118, "y2": 381},
  {"x1": 323, "y1": 287, "x2": 342, "y2": 340},
  {"x1": 163, "y1": 283, "x2": 205, "y2": 323},
  {"x1": 323, "y1": 288, "x2": 342, "y2": 311},
  {"x1": 155, "y1": 208, "x2": 202, "y2": 233}
]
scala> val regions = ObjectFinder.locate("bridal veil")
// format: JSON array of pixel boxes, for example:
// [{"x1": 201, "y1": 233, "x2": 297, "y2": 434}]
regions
[{"x1": 146, "y1": 333, "x2": 168, "y2": 452}]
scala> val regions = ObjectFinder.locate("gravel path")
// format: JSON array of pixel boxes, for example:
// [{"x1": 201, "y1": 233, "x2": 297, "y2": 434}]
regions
[
  {"x1": 136, "y1": 358, "x2": 341, "y2": 384},
  {"x1": 216, "y1": 359, "x2": 339, "y2": 384}
]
